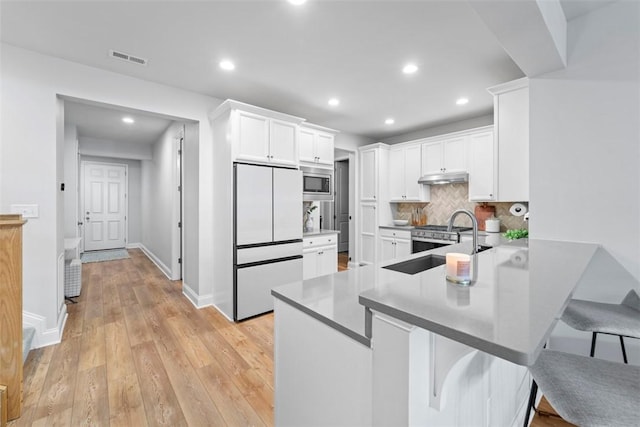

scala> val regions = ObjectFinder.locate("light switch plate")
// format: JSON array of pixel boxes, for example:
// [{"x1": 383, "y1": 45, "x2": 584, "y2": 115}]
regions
[{"x1": 10, "y1": 204, "x2": 39, "y2": 218}]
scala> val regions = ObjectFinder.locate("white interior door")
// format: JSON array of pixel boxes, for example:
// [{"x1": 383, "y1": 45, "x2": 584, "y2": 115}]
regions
[{"x1": 82, "y1": 162, "x2": 127, "y2": 251}]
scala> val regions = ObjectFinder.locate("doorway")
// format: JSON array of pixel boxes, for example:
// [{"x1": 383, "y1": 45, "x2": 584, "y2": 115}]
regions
[
  {"x1": 334, "y1": 159, "x2": 349, "y2": 253},
  {"x1": 81, "y1": 161, "x2": 128, "y2": 251}
]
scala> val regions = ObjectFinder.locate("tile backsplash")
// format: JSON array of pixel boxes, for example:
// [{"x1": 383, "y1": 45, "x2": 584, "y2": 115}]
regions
[{"x1": 393, "y1": 183, "x2": 528, "y2": 231}]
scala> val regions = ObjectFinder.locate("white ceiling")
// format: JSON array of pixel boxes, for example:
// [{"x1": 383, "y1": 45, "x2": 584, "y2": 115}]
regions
[
  {"x1": 0, "y1": 1, "x2": 614, "y2": 143},
  {"x1": 63, "y1": 99, "x2": 174, "y2": 145}
]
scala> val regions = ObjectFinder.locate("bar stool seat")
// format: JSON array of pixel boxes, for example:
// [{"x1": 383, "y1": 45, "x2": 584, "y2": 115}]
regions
[
  {"x1": 530, "y1": 350, "x2": 640, "y2": 426},
  {"x1": 562, "y1": 290, "x2": 640, "y2": 362}
]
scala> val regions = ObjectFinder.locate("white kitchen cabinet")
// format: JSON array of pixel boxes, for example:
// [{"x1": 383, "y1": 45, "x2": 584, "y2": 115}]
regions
[
  {"x1": 488, "y1": 78, "x2": 529, "y2": 202},
  {"x1": 379, "y1": 228, "x2": 411, "y2": 262},
  {"x1": 421, "y1": 136, "x2": 467, "y2": 176},
  {"x1": 468, "y1": 129, "x2": 496, "y2": 202},
  {"x1": 359, "y1": 203, "x2": 377, "y2": 265},
  {"x1": 389, "y1": 144, "x2": 429, "y2": 202},
  {"x1": 358, "y1": 144, "x2": 391, "y2": 265},
  {"x1": 303, "y1": 233, "x2": 338, "y2": 279},
  {"x1": 360, "y1": 148, "x2": 378, "y2": 201},
  {"x1": 299, "y1": 124, "x2": 337, "y2": 168},
  {"x1": 230, "y1": 104, "x2": 303, "y2": 167}
]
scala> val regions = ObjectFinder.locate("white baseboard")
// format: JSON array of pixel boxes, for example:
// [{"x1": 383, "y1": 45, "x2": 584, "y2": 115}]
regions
[
  {"x1": 138, "y1": 244, "x2": 173, "y2": 280},
  {"x1": 23, "y1": 306, "x2": 67, "y2": 349},
  {"x1": 182, "y1": 282, "x2": 214, "y2": 309},
  {"x1": 126, "y1": 242, "x2": 141, "y2": 249}
]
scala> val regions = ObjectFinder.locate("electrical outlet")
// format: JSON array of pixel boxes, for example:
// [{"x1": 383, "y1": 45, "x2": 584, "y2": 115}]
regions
[{"x1": 10, "y1": 204, "x2": 39, "y2": 218}]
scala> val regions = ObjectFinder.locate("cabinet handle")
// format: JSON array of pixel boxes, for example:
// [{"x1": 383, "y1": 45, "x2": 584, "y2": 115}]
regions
[{"x1": 318, "y1": 251, "x2": 323, "y2": 255}]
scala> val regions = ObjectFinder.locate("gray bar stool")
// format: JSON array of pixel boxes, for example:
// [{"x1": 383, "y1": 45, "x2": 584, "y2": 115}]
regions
[
  {"x1": 529, "y1": 349, "x2": 640, "y2": 426},
  {"x1": 524, "y1": 289, "x2": 640, "y2": 426},
  {"x1": 562, "y1": 289, "x2": 640, "y2": 363}
]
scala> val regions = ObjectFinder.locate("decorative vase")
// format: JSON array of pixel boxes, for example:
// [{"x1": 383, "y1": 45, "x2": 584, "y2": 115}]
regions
[{"x1": 305, "y1": 217, "x2": 313, "y2": 232}]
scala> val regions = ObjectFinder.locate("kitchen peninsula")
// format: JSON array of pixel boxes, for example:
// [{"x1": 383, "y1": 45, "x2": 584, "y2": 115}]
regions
[{"x1": 272, "y1": 238, "x2": 601, "y2": 426}]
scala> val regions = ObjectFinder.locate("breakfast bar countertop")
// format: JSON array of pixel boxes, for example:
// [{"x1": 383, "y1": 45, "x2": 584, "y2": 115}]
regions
[{"x1": 273, "y1": 239, "x2": 601, "y2": 365}]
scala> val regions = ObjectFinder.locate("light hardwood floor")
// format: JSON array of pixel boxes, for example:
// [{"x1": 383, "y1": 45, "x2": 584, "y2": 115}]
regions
[{"x1": 12, "y1": 248, "x2": 568, "y2": 426}]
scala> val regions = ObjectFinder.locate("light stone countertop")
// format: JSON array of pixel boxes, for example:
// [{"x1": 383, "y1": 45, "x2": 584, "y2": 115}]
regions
[
  {"x1": 303, "y1": 229, "x2": 340, "y2": 238},
  {"x1": 379, "y1": 225, "x2": 415, "y2": 230},
  {"x1": 272, "y1": 239, "x2": 600, "y2": 364}
]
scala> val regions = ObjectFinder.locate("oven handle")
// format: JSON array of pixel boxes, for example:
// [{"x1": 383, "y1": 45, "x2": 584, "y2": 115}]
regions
[{"x1": 411, "y1": 237, "x2": 456, "y2": 245}]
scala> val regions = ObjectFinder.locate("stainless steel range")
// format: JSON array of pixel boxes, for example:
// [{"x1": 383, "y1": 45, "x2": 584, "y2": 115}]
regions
[{"x1": 411, "y1": 225, "x2": 472, "y2": 253}]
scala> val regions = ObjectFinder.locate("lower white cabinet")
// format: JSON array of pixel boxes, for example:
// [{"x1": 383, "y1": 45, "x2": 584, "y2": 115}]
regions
[
  {"x1": 379, "y1": 228, "x2": 411, "y2": 262},
  {"x1": 303, "y1": 233, "x2": 338, "y2": 280}
]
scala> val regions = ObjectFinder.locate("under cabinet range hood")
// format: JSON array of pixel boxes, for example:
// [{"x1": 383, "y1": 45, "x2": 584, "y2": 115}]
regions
[{"x1": 418, "y1": 171, "x2": 468, "y2": 185}]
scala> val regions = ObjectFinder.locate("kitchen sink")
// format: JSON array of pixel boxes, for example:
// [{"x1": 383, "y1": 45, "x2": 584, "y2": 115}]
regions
[
  {"x1": 383, "y1": 246, "x2": 494, "y2": 275},
  {"x1": 383, "y1": 254, "x2": 446, "y2": 275}
]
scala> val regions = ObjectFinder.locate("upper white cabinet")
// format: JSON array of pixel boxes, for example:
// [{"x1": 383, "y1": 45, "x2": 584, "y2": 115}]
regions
[
  {"x1": 360, "y1": 147, "x2": 379, "y2": 201},
  {"x1": 488, "y1": 78, "x2": 529, "y2": 202},
  {"x1": 299, "y1": 124, "x2": 337, "y2": 168},
  {"x1": 468, "y1": 129, "x2": 496, "y2": 202},
  {"x1": 389, "y1": 144, "x2": 430, "y2": 202},
  {"x1": 213, "y1": 100, "x2": 305, "y2": 168},
  {"x1": 421, "y1": 136, "x2": 467, "y2": 175}
]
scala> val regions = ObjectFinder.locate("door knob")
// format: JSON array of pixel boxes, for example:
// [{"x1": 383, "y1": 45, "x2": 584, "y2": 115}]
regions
[{"x1": 85, "y1": 217, "x2": 90, "y2": 221}]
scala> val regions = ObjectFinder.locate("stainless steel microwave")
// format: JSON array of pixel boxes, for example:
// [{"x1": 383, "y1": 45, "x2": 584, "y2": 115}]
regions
[{"x1": 302, "y1": 167, "x2": 333, "y2": 201}]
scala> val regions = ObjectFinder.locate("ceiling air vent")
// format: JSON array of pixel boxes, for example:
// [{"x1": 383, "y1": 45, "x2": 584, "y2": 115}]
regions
[{"x1": 109, "y1": 49, "x2": 148, "y2": 66}]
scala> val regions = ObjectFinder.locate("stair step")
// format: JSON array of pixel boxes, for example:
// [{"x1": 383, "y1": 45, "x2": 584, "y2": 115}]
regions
[{"x1": 23, "y1": 327, "x2": 35, "y2": 363}]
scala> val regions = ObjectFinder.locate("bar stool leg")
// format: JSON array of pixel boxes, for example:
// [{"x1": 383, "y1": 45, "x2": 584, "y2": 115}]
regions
[
  {"x1": 523, "y1": 379, "x2": 538, "y2": 427},
  {"x1": 620, "y1": 336, "x2": 628, "y2": 364},
  {"x1": 590, "y1": 332, "x2": 598, "y2": 357}
]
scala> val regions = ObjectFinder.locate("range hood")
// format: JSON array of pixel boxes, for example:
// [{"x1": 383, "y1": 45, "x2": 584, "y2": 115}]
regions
[{"x1": 418, "y1": 171, "x2": 468, "y2": 185}]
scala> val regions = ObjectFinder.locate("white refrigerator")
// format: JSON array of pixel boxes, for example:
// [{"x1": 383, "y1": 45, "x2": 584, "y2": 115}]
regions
[{"x1": 234, "y1": 163, "x2": 303, "y2": 320}]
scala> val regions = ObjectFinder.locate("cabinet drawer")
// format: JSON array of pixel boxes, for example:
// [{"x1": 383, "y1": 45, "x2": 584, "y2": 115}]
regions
[
  {"x1": 303, "y1": 234, "x2": 338, "y2": 248},
  {"x1": 379, "y1": 228, "x2": 411, "y2": 240}
]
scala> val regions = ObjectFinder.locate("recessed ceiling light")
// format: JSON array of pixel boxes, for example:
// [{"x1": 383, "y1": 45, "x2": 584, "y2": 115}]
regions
[
  {"x1": 456, "y1": 97, "x2": 469, "y2": 105},
  {"x1": 288, "y1": 0, "x2": 307, "y2": 5},
  {"x1": 385, "y1": 118, "x2": 395, "y2": 125},
  {"x1": 402, "y1": 63, "x2": 418, "y2": 74},
  {"x1": 219, "y1": 60, "x2": 235, "y2": 71},
  {"x1": 122, "y1": 117, "x2": 134, "y2": 124},
  {"x1": 328, "y1": 98, "x2": 340, "y2": 106}
]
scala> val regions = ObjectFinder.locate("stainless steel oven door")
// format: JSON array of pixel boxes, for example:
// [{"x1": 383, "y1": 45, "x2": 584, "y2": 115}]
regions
[{"x1": 411, "y1": 238, "x2": 455, "y2": 254}]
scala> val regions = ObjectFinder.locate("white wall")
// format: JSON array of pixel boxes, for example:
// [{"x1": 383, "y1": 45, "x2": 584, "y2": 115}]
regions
[
  {"x1": 141, "y1": 122, "x2": 179, "y2": 277},
  {"x1": 79, "y1": 136, "x2": 152, "y2": 160},
  {"x1": 80, "y1": 155, "x2": 142, "y2": 246},
  {"x1": 63, "y1": 124, "x2": 79, "y2": 238},
  {"x1": 530, "y1": 1, "x2": 639, "y2": 281},
  {"x1": 335, "y1": 132, "x2": 375, "y2": 151},
  {"x1": 528, "y1": 2, "x2": 640, "y2": 362},
  {"x1": 0, "y1": 44, "x2": 221, "y2": 345},
  {"x1": 183, "y1": 122, "x2": 200, "y2": 294}
]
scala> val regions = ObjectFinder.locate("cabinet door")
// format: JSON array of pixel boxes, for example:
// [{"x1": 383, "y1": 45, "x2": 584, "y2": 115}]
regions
[
  {"x1": 360, "y1": 203, "x2": 377, "y2": 264},
  {"x1": 389, "y1": 149, "x2": 405, "y2": 200},
  {"x1": 318, "y1": 245, "x2": 338, "y2": 277},
  {"x1": 298, "y1": 128, "x2": 316, "y2": 164},
  {"x1": 403, "y1": 145, "x2": 423, "y2": 201},
  {"x1": 360, "y1": 149, "x2": 377, "y2": 201},
  {"x1": 379, "y1": 236, "x2": 396, "y2": 262},
  {"x1": 421, "y1": 142, "x2": 443, "y2": 175},
  {"x1": 236, "y1": 110, "x2": 270, "y2": 163},
  {"x1": 303, "y1": 249, "x2": 317, "y2": 280},
  {"x1": 468, "y1": 131, "x2": 495, "y2": 201},
  {"x1": 270, "y1": 119, "x2": 298, "y2": 166},
  {"x1": 315, "y1": 132, "x2": 334, "y2": 166},
  {"x1": 443, "y1": 136, "x2": 467, "y2": 173},
  {"x1": 273, "y1": 168, "x2": 303, "y2": 241},
  {"x1": 395, "y1": 238, "x2": 412, "y2": 259}
]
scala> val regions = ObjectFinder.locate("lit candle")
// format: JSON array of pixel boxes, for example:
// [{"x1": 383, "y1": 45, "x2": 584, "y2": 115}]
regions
[{"x1": 446, "y1": 253, "x2": 471, "y2": 283}]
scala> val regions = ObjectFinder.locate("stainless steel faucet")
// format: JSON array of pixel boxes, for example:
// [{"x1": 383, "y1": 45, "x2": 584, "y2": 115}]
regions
[{"x1": 447, "y1": 209, "x2": 478, "y2": 255}]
